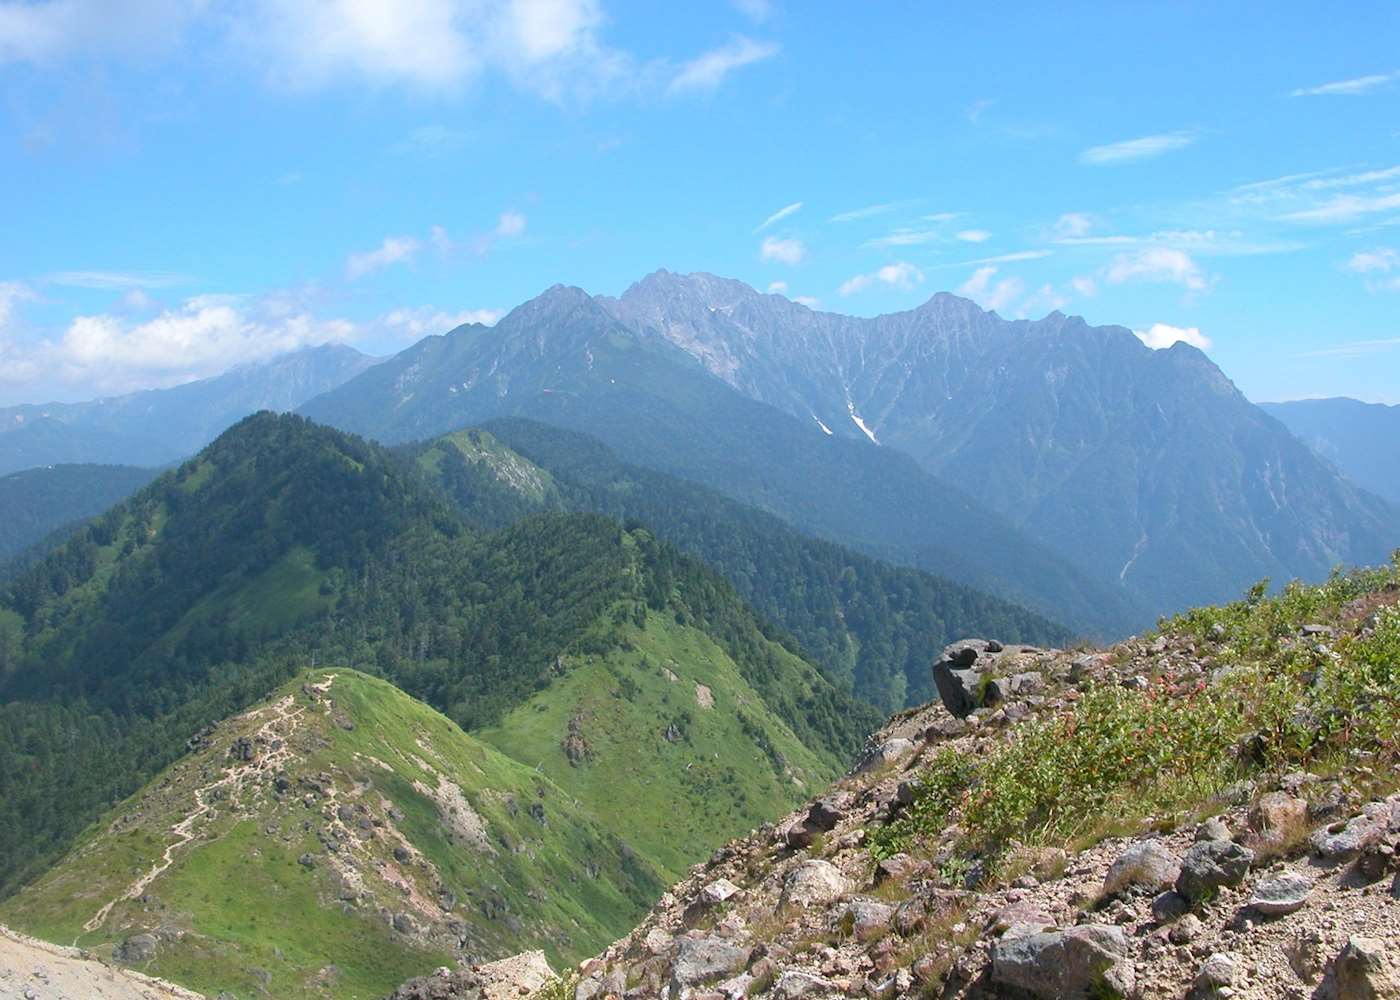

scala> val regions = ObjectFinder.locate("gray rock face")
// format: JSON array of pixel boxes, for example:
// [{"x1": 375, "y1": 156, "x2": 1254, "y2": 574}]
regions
[
  {"x1": 1311, "y1": 805, "x2": 1389, "y2": 859},
  {"x1": 1103, "y1": 839, "x2": 1181, "y2": 896},
  {"x1": 931, "y1": 639, "x2": 1005, "y2": 718},
  {"x1": 1248, "y1": 873, "x2": 1312, "y2": 915},
  {"x1": 382, "y1": 968, "x2": 486, "y2": 1000},
  {"x1": 670, "y1": 936, "x2": 750, "y2": 991},
  {"x1": 990, "y1": 923, "x2": 1135, "y2": 999},
  {"x1": 839, "y1": 898, "x2": 895, "y2": 937},
  {"x1": 1176, "y1": 839, "x2": 1254, "y2": 903}
]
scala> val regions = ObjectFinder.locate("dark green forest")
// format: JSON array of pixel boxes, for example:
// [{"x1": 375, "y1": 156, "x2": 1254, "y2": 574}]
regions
[{"x1": 0, "y1": 413, "x2": 875, "y2": 897}]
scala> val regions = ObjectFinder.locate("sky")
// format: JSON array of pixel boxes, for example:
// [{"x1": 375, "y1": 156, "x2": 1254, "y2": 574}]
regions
[{"x1": 1, "y1": 1, "x2": 1398, "y2": 406}]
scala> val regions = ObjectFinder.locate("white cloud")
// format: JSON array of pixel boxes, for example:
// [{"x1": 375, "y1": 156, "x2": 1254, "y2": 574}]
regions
[
  {"x1": 1291, "y1": 72, "x2": 1396, "y2": 97},
  {"x1": 956, "y1": 266, "x2": 1022, "y2": 311},
  {"x1": 1052, "y1": 212, "x2": 1094, "y2": 238},
  {"x1": 1017, "y1": 283, "x2": 1069, "y2": 317},
  {"x1": 0, "y1": 281, "x2": 36, "y2": 327},
  {"x1": 958, "y1": 250, "x2": 1051, "y2": 266},
  {"x1": 1134, "y1": 323, "x2": 1211, "y2": 351},
  {"x1": 1279, "y1": 191, "x2": 1400, "y2": 224},
  {"x1": 346, "y1": 234, "x2": 423, "y2": 279},
  {"x1": 1070, "y1": 275, "x2": 1098, "y2": 296},
  {"x1": 1079, "y1": 131, "x2": 1196, "y2": 166},
  {"x1": 46, "y1": 270, "x2": 187, "y2": 289},
  {"x1": 755, "y1": 201, "x2": 802, "y2": 232},
  {"x1": 0, "y1": 0, "x2": 203, "y2": 65},
  {"x1": 839, "y1": 261, "x2": 924, "y2": 296},
  {"x1": 766, "y1": 280, "x2": 788, "y2": 294},
  {"x1": 956, "y1": 229, "x2": 991, "y2": 243},
  {"x1": 1105, "y1": 247, "x2": 1208, "y2": 291},
  {"x1": 382, "y1": 305, "x2": 503, "y2": 339},
  {"x1": 391, "y1": 123, "x2": 468, "y2": 155},
  {"x1": 495, "y1": 210, "x2": 527, "y2": 237},
  {"x1": 1346, "y1": 248, "x2": 1399, "y2": 274},
  {"x1": 829, "y1": 202, "x2": 897, "y2": 223},
  {"x1": 668, "y1": 35, "x2": 777, "y2": 93},
  {"x1": 730, "y1": 0, "x2": 772, "y2": 22},
  {"x1": 760, "y1": 235, "x2": 805, "y2": 265},
  {"x1": 865, "y1": 229, "x2": 941, "y2": 248},
  {"x1": 793, "y1": 295, "x2": 819, "y2": 308},
  {"x1": 2, "y1": 295, "x2": 360, "y2": 393}
]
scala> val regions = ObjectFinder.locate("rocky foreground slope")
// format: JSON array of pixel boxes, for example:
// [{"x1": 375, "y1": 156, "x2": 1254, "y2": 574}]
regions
[{"x1": 555, "y1": 560, "x2": 1400, "y2": 999}]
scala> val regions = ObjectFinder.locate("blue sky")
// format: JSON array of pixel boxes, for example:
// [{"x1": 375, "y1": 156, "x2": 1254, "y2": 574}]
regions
[{"x1": 1, "y1": 1, "x2": 1398, "y2": 405}]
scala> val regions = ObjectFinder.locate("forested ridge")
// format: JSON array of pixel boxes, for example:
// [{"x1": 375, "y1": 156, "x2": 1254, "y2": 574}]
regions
[
  {"x1": 410, "y1": 419, "x2": 1073, "y2": 712},
  {"x1": 0, "y1": 412, "x2": 874, "y2": 897}
]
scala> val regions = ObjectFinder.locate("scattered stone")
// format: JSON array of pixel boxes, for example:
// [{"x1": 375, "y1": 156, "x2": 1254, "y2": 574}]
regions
[
  {"x1": 1195, "y1": 817, "x2": 1232, "y2": 842},
  {"x1": 1103, "y1": 839, "x2": 1181, "y2": 897},
  {"x1": 1194, "y1": 952, "x2": 1238, "y2": 992},
  {"x1": 1169, "y1": 914, "x2": 1203, "y2": 945},
  {"x1": 1248, "y1": 873, "x2": 1312, "y2": 916},
  {"x1": 806, "y1": 798, "x2": 845, "y2": 832},
  {"x1": 990, "y1": 923, "x2": 1135, "y2": 999},
  {"x1": 297, "y1": 852, "x2": 317, "y2": 868},
  {"x1": 1176, "y1": 839, "x2": 1254, "y2": 903},
  {"x1": 1311, "y1": 806, "x2": 1388, "y2": 859},
  {"x1": 1248, "y1": 791, "x2": 1308, "y2": 849},
  {"x1": 1151, "y1": 890, "x2": 1191, "y2": 923},
  {"x1": 855, "y1": 738, "x2": 915, "y2": 773},
  {"x1": 839, "y1": 898, "x2": 894, "y2": 938}
]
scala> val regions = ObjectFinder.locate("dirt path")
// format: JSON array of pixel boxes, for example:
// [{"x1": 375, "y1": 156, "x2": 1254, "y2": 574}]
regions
[
  {"x1": 0, "y1": 925, "x2": 203, "y2": 999},
  {"x1": 82, "y1": 676, "x2": 337, "y2": 934}
]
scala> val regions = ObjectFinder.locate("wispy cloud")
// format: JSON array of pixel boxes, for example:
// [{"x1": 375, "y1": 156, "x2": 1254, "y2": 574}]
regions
[
  {"x1": 495, "y1": 210, "x2": 527, "y2": 237},
  {"x1": 766, "y1": 280, "x2": 787, "y2": 294},
  {"x1": 940, "y1": 250, "x2": 1051, "y2": 268},
  {"x1": 382, "y1": 305, "x2": 503, "y2": 339},
  {"x1": 1300, "y1": 337, "x2": 1400, "y2": 359},
  {"x1": 391, "y1": 124, "x2": 468, "y2": 155},
  {"x1": 1279, "y1": 191, "x2": 1400, "y2": 225},
  {"x1": 669, "y1": 36, "x2": 778, "y2": 93},
  {"x1": 1291, "y1": 72, "x2": 1397, "y2": 97},
  {"x1": 1079, "y1": 131, "x2": 1196, "y2": 166},
  {"x1": 829, "y1": 202, "x2": 899, "y2": 223},
  {"x1": 1052, "y1": 212, "x2": 1095, "y2": 239},
  {"x1": 838, "y1": 261, "x2": 924, "y2": 296},
  {"x1": 955, "y1": 229, "x2": 991, "y2": 243},
  {"x1": 864, "y1": 229, "x2": 941, "y2": 248},
  {"x1": 730, "y1": 0, "x2": 774, "y2": 22},
  {"x1": 957, "y1": 266, "x2": 1022, "y2": 311},
  {"x1": 1344, "y1": 247, "x2": 1400, "y2": 292},
  {"x1": 760, "y1": 235, "x2": 805, "y2": 265},
  {"x1": 46, "y1": 270, "x2": 188, "y2": 290},
  {"x1": 1105, "y1": 247, "x2": 1209, "y2": 291},
  {"x1": 755, "y1": 201, "x2": 802, "y2": 232},
  {"x1": 346, "y1": 235, "x2": 422, "y2": 279},
  {"x1": 1135, "y1": 323, "x2": 1211, "y2": 350}
]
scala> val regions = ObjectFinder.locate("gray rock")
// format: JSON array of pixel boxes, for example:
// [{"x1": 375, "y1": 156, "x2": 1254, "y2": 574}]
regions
[
  {"x1": 115, "y1": 933, "x2": 158, "y2": 964},
  {"x1": 1248, "y1": 873, "x2": 1312, "y2": 915},
  {"x1": 1103, "y1": 839, "x2": 1180, "y2": 896},
  {"x1": 990, "y1": 923, "x2": 1135, "y2": 999},
  {"x1": 382, "y1": 967, "x2": 486, "y2": 999},
  {"x1": 1176, "y1": 839, "x2": 1254, "y2": 903},
  {"x1": 1195, "y1": 952, "x2": 1238, "y2": 992},
  {"x1": 1169, "y1": 913, "x2": 1203, "y2": 945},
  {"x1": 670, "y1": 936, "x2": 750, "y2": 991},
  {"x1": 1151, "y1": 890, "x2": 1190, "y2": 923},
  {"x1": 854, "y1": 737, "x2": 914, "y2": 773},
  {"x1": 773, "y1": 970, "x2": 838, "y2": 998},
  {"x1": 931, "y1": 660, "x2": 982, "y2": 719},
  {"x1": 1332, "y1": 936, "x2": 1400, "y2": 999},
  {"x1": 1195, "y1": 817, "x2": 1232, "y2": 842},
  {"x1": 781, "y1": 860, "x2": 849, "y2": 908},
  {"x1": 839, "y1": 897, "x2": 894, "y2": 937},
  {"x1": 806, "y1": 798, "x2": 845, "y2": 831},
  {"x1": 1311, "y1": 806, "x2": 1388, "y2": 859}
]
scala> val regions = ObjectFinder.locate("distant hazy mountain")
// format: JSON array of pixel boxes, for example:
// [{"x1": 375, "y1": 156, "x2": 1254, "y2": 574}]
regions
[
  {"x1": 0, "y1": 344, "x2": 376, "y2": 475},
  {"x1": 1261, "y1": 397, "x2": 1400, "y2": 507},
  {"x1": 301, "y1": 284, "x2": 1146, "y2": 637},
  {"x1": 605, "y1": 271, "x2": 1397, "y2": 612},
  {"x1": 0, "y1": 463, "x2": 158, "y2": 565}
]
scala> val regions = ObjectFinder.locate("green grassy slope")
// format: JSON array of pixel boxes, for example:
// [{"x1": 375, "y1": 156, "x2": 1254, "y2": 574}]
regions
[
  {"x1": 0, "y1": 670, "x2": 665, "y2": 1000},
  {"x1": 479, "y1": 609, "x2": 840, "y2": 878}
]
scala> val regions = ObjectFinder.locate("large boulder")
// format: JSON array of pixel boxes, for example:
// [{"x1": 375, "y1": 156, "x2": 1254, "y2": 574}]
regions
[
  {"x1": 991, "y1": 924, "x2": 1136, "y2": 999},
  {"x1": 1175, "y1": 839, "x2": 1254, "y2": 903},
  {"x1": 382, "y1": 968, "x2": 486, "y2": 1000},
  {"x1": 114, "y1": 933, "x2": 159, "y2": 964},
  {"x1": 781, "y1": 860, "x2": 850, "y2": 908},
  {"x1": 1331, "y1": 936, "x2": 1400, "y2": 999},
  {"x1": 478, "y1": 950, "x2": 554, "y2": 1000},
  {"x1": 931, "y1": 639, "x2": 1003, "y2": 718},
  {"x1": 670, "y1": 936, "x2": 750, "y2": 993},
  {"x1": 1103, "y1": 839, "x2": 1180, "y2": 896},
  {"x1": 1248, "y1": 873, "x2": 1312, "y2": 916}
]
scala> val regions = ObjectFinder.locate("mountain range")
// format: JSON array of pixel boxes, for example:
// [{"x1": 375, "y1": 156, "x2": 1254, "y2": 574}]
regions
[
  {"x1": 1262, "y1": 397, "x2": 1400, "y2": 507},
  {"x1": 302, "y1": 272, "x2": 1396, "y2": 623},
  {"x1": 0, "y1": 344, "x2": 375, "y2": 476}
]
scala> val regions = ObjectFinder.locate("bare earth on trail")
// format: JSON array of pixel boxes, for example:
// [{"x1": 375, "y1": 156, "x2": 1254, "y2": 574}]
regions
[{"x1": 0, "y1": 925, "x2": 203, "y2": 1000}]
